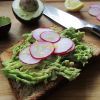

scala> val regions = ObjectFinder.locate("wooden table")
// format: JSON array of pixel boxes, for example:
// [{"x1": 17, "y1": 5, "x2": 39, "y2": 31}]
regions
[{"x1": 0, "y1": 0, "x2": 100, "y2": 100}]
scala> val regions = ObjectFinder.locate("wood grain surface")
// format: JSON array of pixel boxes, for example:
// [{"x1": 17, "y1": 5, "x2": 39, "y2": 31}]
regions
[{"x1": 0, "y1": 0, "x2": 100, "y2": 100}]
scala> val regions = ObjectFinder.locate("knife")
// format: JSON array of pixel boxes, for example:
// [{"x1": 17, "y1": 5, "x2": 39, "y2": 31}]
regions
[{"x1": 43, "y1": 5, "x2": 100, "y2": 37}]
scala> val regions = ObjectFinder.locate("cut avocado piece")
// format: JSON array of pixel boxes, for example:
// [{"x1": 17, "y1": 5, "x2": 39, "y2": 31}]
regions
[
  {"x1": 12, "y1": 0, "x2": 44, "y2": 25},
  {"x1": 0, "y1": 16, "x2": 11, "y2": 38},
  {"x1": 0, "y1": 16, "x2": 11, "y2": 27}
]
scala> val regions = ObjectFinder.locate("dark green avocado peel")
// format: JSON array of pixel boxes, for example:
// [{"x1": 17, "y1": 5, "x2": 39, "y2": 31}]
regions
[{"x1": 12, "y1": 0, "x2": 44, "y2": 25}]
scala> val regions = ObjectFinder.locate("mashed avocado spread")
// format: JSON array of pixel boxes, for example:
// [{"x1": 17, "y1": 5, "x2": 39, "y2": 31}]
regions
[{"x1": 2, "y1": 28, "x2": 93, "y2": 85}]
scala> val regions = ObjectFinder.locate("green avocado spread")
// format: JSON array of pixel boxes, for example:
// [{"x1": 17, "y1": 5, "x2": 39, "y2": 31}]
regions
[{"x1": 2, "y1": 28, "x2": 93, "y2": 85}]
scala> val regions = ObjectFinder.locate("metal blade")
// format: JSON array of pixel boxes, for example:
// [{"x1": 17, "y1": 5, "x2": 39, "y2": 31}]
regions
[{"x1": 43, "y1": 5, "x2": 88, "y2": 29}]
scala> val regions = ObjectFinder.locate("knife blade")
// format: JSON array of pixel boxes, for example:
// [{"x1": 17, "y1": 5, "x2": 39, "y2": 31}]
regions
[{"x1": 43, "y1": 5, "x2": 100, "y2": 37}]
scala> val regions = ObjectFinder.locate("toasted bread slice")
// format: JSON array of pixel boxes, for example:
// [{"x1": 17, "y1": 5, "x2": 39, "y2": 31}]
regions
[
  {"x1": 0, "y1": 27, "x2": 100, "y2": 100},
  {"x1": 0, "y1": 46, "x2": 64, "y2": 100}
]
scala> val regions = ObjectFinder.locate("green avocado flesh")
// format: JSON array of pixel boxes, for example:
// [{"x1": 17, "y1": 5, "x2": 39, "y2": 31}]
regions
[
  {"x1": 2, "y1": 28, "x2": 93, "y2": 85},
  {"x1": 12, "y1": 0, "x2": 44, "y2": 20},
  {"x1": 0, "y1": 17, "x2": 11, "y2": 27}
]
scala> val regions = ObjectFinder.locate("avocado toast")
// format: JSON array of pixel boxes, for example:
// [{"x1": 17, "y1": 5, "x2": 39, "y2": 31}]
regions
[{"x1": 0, "y1": 27, "x2": 100, "y2": 100}]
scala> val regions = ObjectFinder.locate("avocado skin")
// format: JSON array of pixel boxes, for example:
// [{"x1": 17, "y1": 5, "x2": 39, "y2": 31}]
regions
[
  {"x1": 0, "y1": 23, "x2": 11, "y2": 38},
  {"x1": 12, "y1": 8, "x2": 43, "y2": 25}
]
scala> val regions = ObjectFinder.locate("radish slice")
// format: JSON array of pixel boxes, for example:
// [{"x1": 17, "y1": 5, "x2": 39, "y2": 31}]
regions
[
  {"x1": 90, "y1": 4, "x2": 100, "y2": 8},
  {"x1": 32, "y1": 28, "x2": 54, "y2": 41},
  {"x1": 88, "y1": 7, "x2": 100, "y2": 16},
  {"x1": 30, "y1": 41, "x2": 54, "y2": 59},
  {"x1": 19, "y1": 47, "x2": 41, "y2": 64},
  {"x1": 56, "y1": 42, "x2": 75, "y2": 56},
  {"x1": 96, "y1": 15, "x2": 100, "y2": 21},
  {"x1": 40, "y1": 31, "x2": 60, "y2": 43},
  {"x1": 54, "y1": 38, "x2": 73, "y2": 54},
  {"x1": 67, "y1": 43, "x2": 75, "y2": 53}
]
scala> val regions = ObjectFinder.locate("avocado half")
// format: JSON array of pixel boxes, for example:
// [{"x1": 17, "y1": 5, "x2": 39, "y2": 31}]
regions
[
  {"x1": 12, "y1": 0, "x2": 44, "y2": 25},
  {"x1": 0, "y1": 16, "x2": 11, "y2": 38}
]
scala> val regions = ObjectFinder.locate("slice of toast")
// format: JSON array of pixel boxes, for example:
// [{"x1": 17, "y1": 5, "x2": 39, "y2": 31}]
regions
[
  {"x1": 0, "y1": 27, "x2": 100, "y2": 100},
  {"x1": 0, "y1": 40, "x2": 65, "y2": 100}
]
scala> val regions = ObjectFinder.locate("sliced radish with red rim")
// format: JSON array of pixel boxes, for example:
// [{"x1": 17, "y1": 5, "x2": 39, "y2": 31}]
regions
[
  {"x1": 19, "y1": 47, "x2": 41, "y2": 64},
  {"x1": 90, "y1": 4, "x2": 100, "y2": 8},
  {"x1": 30, "y1": 41, "x2": 54, "y2": 59},
  {"x1": 40, "y1": 31, "x2": 60, "y2": 43},
  {"x1": 67, "y1": 43, "x2": 75, "y2": 53},
  {"x1": 32, "y1": 28, "x2": 54, "y2": 41},
  {"x1": 88, "y1": 7, "x2": 100, "y2": 16},
  {"x1": 56, "y1": 43, "x2": 75, "y2": 56},
  {"x1": 54, "y1": 38, "x2": 73, "y2": 55}
]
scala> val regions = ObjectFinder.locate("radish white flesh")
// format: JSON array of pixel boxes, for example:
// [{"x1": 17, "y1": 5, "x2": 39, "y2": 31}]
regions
[
  {"x1": 40, "y1": 31, "x2": 60, "y2": 43},
  {"x1": 88, "y1": 7, "x2": 100, "y2": 16},
  {"x1": 32, "y1": 28, "x2": 54, "y2": 41},
  {"x1": 19, "y1": 47, "x2": 41, "y2": 64},
  {"x1": 54, "y1": 38, "x2": 73, "y2": 54},
  {"x1": 30, "y1": 41, "x2": 54, "y2": 59}
]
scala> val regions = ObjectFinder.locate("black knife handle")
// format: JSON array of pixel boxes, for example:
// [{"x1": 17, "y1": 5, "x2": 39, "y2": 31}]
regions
[{"x1": 87, "y1": 24, "x2": 100, "y2": 37}]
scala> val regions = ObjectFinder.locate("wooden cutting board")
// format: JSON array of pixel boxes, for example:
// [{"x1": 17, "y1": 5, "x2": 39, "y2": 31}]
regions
[{"x1": 0, "y1": 0, "x2": 100, "y2": 100}]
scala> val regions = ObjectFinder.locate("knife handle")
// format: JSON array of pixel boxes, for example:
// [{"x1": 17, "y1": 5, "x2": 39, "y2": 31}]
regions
[{"x1": 87, "y1": 24, "x2": 100, "y2": 37}]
